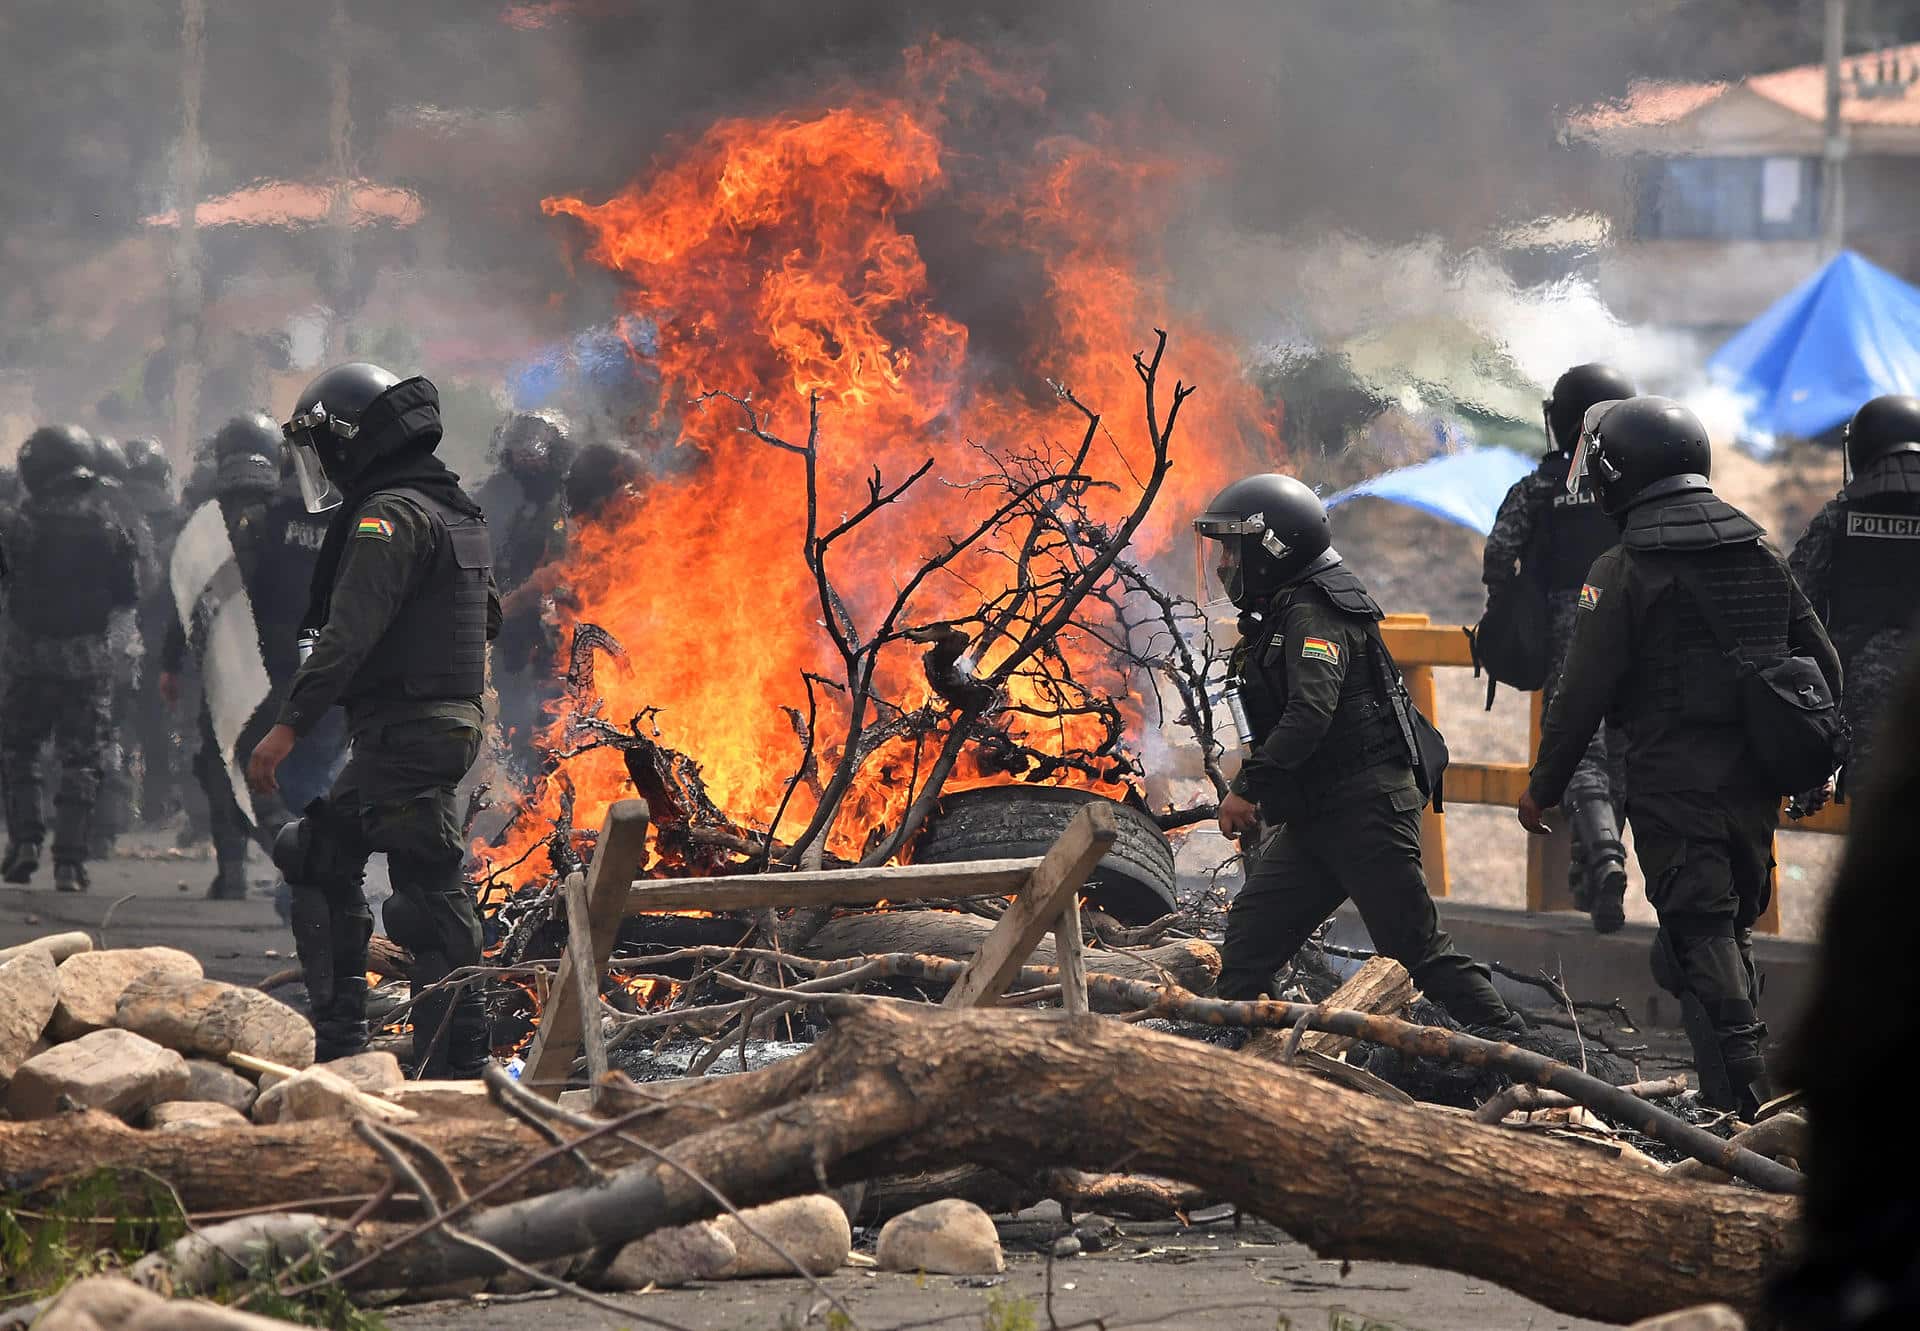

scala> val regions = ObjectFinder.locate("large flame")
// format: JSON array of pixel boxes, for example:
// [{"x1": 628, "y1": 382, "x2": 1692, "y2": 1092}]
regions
[{"x1": 485, "y1": 40, "x2": 1278, "y2": 876}]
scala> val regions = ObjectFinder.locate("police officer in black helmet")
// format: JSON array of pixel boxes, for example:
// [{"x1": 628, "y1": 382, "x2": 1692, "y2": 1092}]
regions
[
  {"x1": 1789, "y1": 394, "x2": 1920, "y2": 789},
  {"x1": 245, "y1": 363, "x2": 500, "y2": 1075},
  {"x1": 1199, "y1": 474, "x2": 1519, "y2": 1031},
  {"x1": 1520, "y1": 397, "x2": 1842, "y2": 1115}
]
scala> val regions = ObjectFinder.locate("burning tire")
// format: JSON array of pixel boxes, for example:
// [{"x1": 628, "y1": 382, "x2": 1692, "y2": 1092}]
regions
[{"x1": 910, "y1": 786, "x2": 1177, "y2": 924}]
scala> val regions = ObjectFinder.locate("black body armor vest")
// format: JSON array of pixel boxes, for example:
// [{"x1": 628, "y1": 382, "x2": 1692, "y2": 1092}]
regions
[
  {"x1": 1828, "y1": 456, "x2": 1920, "y2": 658},
  {"x1": 340, "y1": 489, "x2": 492, "y2": 705},
  {"x1": 1536, "y1": 481, "x2": 1620, "y2": 593},
  {"x1": 1233, "y1": 565, "x2": 1404, "y2": 780},
  {"x1": 4, "y1": 492, "x2": 129, "y2": 638},
  {"x1": 1629, "y1": 542, "x2": 1792, "y2": 727}
]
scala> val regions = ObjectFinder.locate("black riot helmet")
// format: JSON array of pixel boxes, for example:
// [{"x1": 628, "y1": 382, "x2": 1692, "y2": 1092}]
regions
[
  {"x1": 16, "y1": 424, "x2": 98, "y2": 496},
  {"x1": 280, "y1": 361, "x2": 403, "y2": 512},
  {"x1": 1544, "y1": 363, "x2": 1637, "y2": 456},
  {"x1": 1193, "y1": 473, "x2": 1335, "y2": 609},
  {"x1": 92, "y1": 435, "x2": 129, "y2": 481},
  {"x1": 491, "y1": 410, "x2": 576, "y2": 499},
  {"x1": 1568, "y1": 395, "x2": 1712, "y2": 518},
  {"x1": 1843, "y1": 394, "x2": 1920, "y2": 483},
  {"x1": 213, "y1": 412, "x2": 282, "y2": 498},
  {"x1": 123, "y1": 436, "x2": 173, "y2": 491}
]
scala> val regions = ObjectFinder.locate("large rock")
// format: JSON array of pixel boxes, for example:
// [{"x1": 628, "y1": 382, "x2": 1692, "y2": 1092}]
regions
[
  {"x1": 257, "y1": 1050, "x2": 402, "y2": 1096},
  {"x1": 876, "y1": 1199, "x2": 1004, "y2": 1275},
  {"x1": 380, "y1": 1079, "x2": 506, "y2": 1119},
  {"x1": 148, "y1": 1100, "x2": 252, "y2": 1132},
  {"x1": 1, "y1": 947, "x2": 59, "y2": 1085},
  {"x1": 49, "y1": 947, "x2": 202, "y2": 1042},
  {"x1": 598, "y1": 1220, "x2": 737, "y2": 1290},
  {"x1": 37, "y1": 1275, "x2": 315, "y2": 1331},
  {"x1": 177, "y1": 1060, "x2": 260, "y2": 1115},
  {"x1": 0, "y1": 930, "x2": 94, "y2": 967},
  {"x1": 1628, "y1": 1307, "x2": 1746, "y2": 1331},
  {"x1": 253, "y1": 1065, "x2": 418, "y2": 1125},
  {"x1": 713, "y1": 1195, "x2": 851, "y2": 1278},
  {"x1": 5, "y1": 1029, "x2": 190, "y2": 1121},
  {"x1": 115, "y1": 973, "x2": 314, "y2": 1069}
]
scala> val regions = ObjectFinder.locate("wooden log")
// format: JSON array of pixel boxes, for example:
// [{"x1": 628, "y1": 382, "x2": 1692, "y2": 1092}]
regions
[
  {"x1": 799, "y1": 912, "x2": 1221, "y2": 1002},
  {"x1": 1055, "y1": 894, "x2": 1089, "y2": 1017},
  {"x1": 33, "y1": 1004, "x2": 1792, "y2": 1326},
  {"x1": 625, "y1": 857, "x2": 1043, "y2": 915},
  {"x1": 1667, "y1": 1112, "x2": 1809, "y2": 1183},
  {"x1": 943, "y1": 802, "x2": 1116, "y2": 1008},
  {"x1": 1244, "y1": 955, "x2": 1413, "y2": 1063},
  {"x1": 523, "y1": 800, "x2": 649, "y2": 1096}
]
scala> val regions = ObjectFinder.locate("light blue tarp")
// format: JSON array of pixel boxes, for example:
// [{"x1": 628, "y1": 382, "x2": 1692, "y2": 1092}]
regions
[
  {"x1": 1708, "y1": 250, "x2": 1920, "y2": 440},
  {"x1": 1324, "y1": 446, "x2": 1535, "y2": 536}
]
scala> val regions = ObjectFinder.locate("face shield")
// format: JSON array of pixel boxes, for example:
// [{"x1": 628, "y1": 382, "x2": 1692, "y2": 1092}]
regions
[
  {"x1": 280, "y1": 408, "x2": 347, "y2": 513},
  {"x1": 1542, "y1": 397, "x2": 1559, "y2": 451},
  {"x1": 1565, "y1": 399, "x2": 1626, "y2": 500},
  {"x1": 1843, "y1": 420, "x2": 1855, "y2": 485},
  {"x1": 1193, "y1": 512, "x2": 1265, "y2": 608}
]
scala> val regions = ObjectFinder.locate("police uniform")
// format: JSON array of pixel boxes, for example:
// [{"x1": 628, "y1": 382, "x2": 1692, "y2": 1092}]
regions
[
  {"x1": 1788, "y1": 449, "x2": 1920, "y2": 789},
  {"x1": 272, "y1": 370, "x2": 499, "y2": 1073},
  {"x1": 1, "y1": 480, "x2": 141, "y2": 884},
  {"x1": 1220, "y1": 561, "x2": 1514, "y2": 1028},
  {"x1": 1529, "y1": 488, "x2": 1841, "y2": 1106}
]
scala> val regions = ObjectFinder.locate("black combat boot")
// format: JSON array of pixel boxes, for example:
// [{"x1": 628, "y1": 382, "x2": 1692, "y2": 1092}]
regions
[
  {"x1": 54, "y1": 861, "x2": 89, "y2": 894},
  {"x1": 314, "y1": 977, "x2": 371, "y2": 1062},
  {"x1": 1570, "y1": 798, "x2": 1629, "y2": 933},
  {"x1": 1, "y1": 841, "x2": 40, "y2": 884}
]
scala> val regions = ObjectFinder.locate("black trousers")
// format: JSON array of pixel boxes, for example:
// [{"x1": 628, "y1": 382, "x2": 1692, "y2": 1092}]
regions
[
  {"x1": 1218, "y1": 782, "x2": 1511, "y2": 1028},
  {"x1": 1630, "y1": 788, "x2": 1777, "y2": 1089},
  {"x1": 0, "y1": 670, "x2": 111, "y2": 862},
  {"x1": 289, "y1": 713, "x2": 487, "y2": 1073}
]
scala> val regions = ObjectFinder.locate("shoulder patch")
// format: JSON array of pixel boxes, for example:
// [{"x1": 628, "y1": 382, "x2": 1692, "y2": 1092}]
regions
[
  {"x1": 1300, "y1": 636, "x2": 1342, "y2": 665},
  {"x1": 1578, "y1": 583, "x2": 1602, "y2": 611},
  {"x1": 355, "y1": 516, "x2": 395, "y2": 541}
]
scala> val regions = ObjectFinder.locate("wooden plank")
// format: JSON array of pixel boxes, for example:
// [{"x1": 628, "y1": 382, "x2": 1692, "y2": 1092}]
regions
[
  {"x1": 1244, "y1": 956, "x2": 1413, "y2": 1063},
  {"x1": 1401, "y1": 661, "x2": 1449, "y2": 897},
  {"x1": 626, "y1": 857, "x2": 1043, "y2": 915},
  {"x1": 524, "y1": 799, "x2": 651, "y2": 1097},
  {"x1": 1441, "y1": 761, "x2": 1533, "y2": 807},
  {"x1": 1378, "y1": 621, "x2": 1477, "y2": 669},
  {"x1": 1056, "y1": 895, "x2": 1089, "y2": 1016},
  {"x1": 562, "y1": 871, "x2": 609, "y2": 1088},
  {"x1": 943, "y1": 802, "x2": 1118, "y2": 1009}
]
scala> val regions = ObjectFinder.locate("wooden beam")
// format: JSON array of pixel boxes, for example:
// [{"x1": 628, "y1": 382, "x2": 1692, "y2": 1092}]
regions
[
  {"x1": 626, "y1": 857, "x2": 1043, "y2": 915},
  {"x1": 524, "y1": 799, "x2": 651, "y2": 1097},
  {"x1": 1056, "y1": 894, "x2": 1089, "y2": 1017},
  {"x1": 1378, "y1": 620, "x2": 1477, "y2": 669},
  {"x1": 562, "y1": 872, "x2": 609, "y2": 1089},
  {"x1": 943, "y1": 802, "x2": 1118, "y2": 1009},
  {"x1": 1440, "y1": 761, "x2": 1533, "y2": 807},
  {"x1": 1400, "y1": 657, "x2": 1449, "y2": 897},
  {"x1": 1244, "y1": 956, "x2": 1413, "y2": 1063}
]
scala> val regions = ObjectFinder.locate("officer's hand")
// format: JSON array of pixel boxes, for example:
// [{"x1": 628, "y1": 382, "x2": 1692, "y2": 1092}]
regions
[
  {"x1": 1217, "y1": 792, "x2": 1260, "y2": 839},
  {"x1": 1516, "y1": 791, "x2": 1552, "y2": 835},
  {"x1": 158, "y1": 671, "x2": 181, "y2": 707},
  {"x1": 1792, "y1": 779, "x2": 1834, "y2": 818},
  {"x1": 246, "y1": 724, "x2": 297, "y2": 795}
]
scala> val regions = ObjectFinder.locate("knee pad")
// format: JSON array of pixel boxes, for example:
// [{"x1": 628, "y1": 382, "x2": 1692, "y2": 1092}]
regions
[
  {"x1": 272, "y1": 798, "x2": 360, "y2": 886},
  {"x1": 1649, "y1": 926, "x2": 1688, "y2": 996},
  {"x1": 381, "y1": 890, "x2": 435, "y2": 957}
]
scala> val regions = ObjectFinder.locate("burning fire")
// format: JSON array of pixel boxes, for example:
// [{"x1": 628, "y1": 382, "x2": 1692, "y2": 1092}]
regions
[{"x1": 483, "y1": 39, "x2": 1278, "y2": 878}]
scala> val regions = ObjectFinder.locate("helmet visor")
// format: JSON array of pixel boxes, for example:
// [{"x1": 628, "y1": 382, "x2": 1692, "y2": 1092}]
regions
[
  {"x1": 1566, "y1": 399, "x2": 1625, "y2": 499},
  {"x1": 284, "y1": 438, "x2": 342, "y2": 513},
  {"x1": 1193, "y1": 529, "x2": 1244, "y2": 608}
]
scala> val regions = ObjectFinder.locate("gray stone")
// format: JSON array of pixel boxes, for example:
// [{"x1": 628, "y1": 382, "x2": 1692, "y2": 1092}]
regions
[
  {"x1": 5, "y1": 1029, "x2": 191, "y2": 1121},
  {"x1": 178, "y1": 1060, "x2": 260, "y2": 1115},
  {"x1": 49, "y1": 947, "x2": 202, "y2": 1042},
  {"x1": 875, "y1": 1199, "x2": 1005, "y2": 1276},
  {"x1": 1628, "y1": 1306, "x2": 1746, "y2": 1331},
  {"x1": 252, "y1": 1065, "x2": 416, "y2": 1125},
  {"x1": 599, "y1": 1220, "x2": 737, "y2": 1290},
  {"x1": 115, "y1": 973, "x2": 314, "y2": 1069},
  {"x1": 712, "y1": 1194, "x2": 851, "y2": 1278},
  {"x1": 148, "y1": 1101, "x2": 252, "y2": 1132},
  {"x1": 1, "y1": 947, "x2": 59, "y2": 1086},
  {"x1": 36, "y1": 1275, "x2": 313, "y2": 1331}
]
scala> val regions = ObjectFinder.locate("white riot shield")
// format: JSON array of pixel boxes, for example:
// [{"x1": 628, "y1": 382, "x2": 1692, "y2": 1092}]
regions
[{"x1": 170, "y1": 500, "x2": 274, "y2": 824}]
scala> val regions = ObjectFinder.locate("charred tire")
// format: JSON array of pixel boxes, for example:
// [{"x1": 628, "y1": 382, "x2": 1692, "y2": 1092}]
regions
[{"x1": 910, "y1": 786, "x2": 1178, "y2": 924}]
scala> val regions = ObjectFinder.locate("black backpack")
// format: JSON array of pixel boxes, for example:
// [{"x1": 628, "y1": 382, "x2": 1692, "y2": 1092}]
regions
[
  {"x1": 1672, "y1": 564, "x2": 1848, "y2": 796},
  {"x1": 1469, "y1": 557, "x2": 1551, "y2": 704}
]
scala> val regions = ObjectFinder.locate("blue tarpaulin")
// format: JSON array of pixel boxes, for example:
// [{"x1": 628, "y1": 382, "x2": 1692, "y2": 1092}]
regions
[
  {"x1": 1324, "y1": 446, "x2": 1535, "y2": 536},
  {"x1": 1708, "y1": 250, "x2": 1920, "y2": 441}
]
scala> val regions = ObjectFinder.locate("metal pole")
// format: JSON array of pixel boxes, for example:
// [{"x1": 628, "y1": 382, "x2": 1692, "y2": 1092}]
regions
[
  {"x1": 1820, "y1": 0, "x2": 1848, "y2": 258},
  {"x1": 170, "y1": 0, "x2": 205, "y2": 457}
]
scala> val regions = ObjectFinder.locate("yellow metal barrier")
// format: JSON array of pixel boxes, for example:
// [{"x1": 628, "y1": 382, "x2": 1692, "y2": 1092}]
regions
[{"x1": 1379, "y1": 613, "x2": 1846, "y2": 934}]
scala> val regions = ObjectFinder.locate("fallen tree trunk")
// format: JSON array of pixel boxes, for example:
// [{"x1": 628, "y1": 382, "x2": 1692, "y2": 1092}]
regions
[
  {"x1": 800, "y1": 910, "x2": 1220, "y2": 1000},
  {"x1": 7, "y1": 1003, "x2": 1792, "y2": 1326}
]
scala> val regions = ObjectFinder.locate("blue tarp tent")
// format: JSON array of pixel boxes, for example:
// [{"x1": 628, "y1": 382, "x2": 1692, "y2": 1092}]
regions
[
  {"x1": 1324, "y1": 446, "x2": 1534, "y2": 537},
  {"x1": 1708, "y1": 250, "x2": 1920, "y2": 440}
]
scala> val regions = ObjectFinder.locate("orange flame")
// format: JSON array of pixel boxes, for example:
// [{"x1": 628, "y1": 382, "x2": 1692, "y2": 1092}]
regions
[{"x1": 481, "y1": 40, "x2": 1277, "y2": 880}]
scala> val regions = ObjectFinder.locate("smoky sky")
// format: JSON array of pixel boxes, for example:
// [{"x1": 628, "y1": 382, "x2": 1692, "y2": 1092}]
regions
[{"x1": 2, "y1": 0, "x2": 1894, "y2": 439}]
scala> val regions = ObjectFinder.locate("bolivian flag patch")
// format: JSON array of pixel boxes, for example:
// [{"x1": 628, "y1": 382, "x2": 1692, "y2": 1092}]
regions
[
  {"x1": 1300, "y1": 636, "x2": 1341, "y2": 665},
  {"x1": 1578, "y1": 583, "x2": 1602, "y2": 611},
  {"x1": 355, "y1": 516, "x2": 394, "y2": 541}
]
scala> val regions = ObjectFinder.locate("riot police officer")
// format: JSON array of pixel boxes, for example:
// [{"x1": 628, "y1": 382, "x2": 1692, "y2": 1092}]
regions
[
  {"x1": 1519, "y1": 397, "x2": 1842, "y2": 1116},
  {"x1": 1483, "y1": 363, "x2": 1637, "y2": 932},
  {"x1": 247, "y1": 363, "x2": 500, "y2": 1075},
  {"x1": 121, "y1": 437, "x2": 187, "y2": 827},
  {"x1": 0, "y1": 426, "x2": 141, "y2": 891},
  {"x1": 1200, "y1": 474, "x2": 1518, "y2": 1031},
  {"x1": 1789, "y1": 394, "x2": 1920, "y2": 789}
]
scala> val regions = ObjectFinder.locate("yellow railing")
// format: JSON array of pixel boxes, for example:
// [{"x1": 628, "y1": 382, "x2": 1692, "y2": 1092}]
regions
[{"x1": 1380, "y1": 613, "x2": 1846, "y2": 935}]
